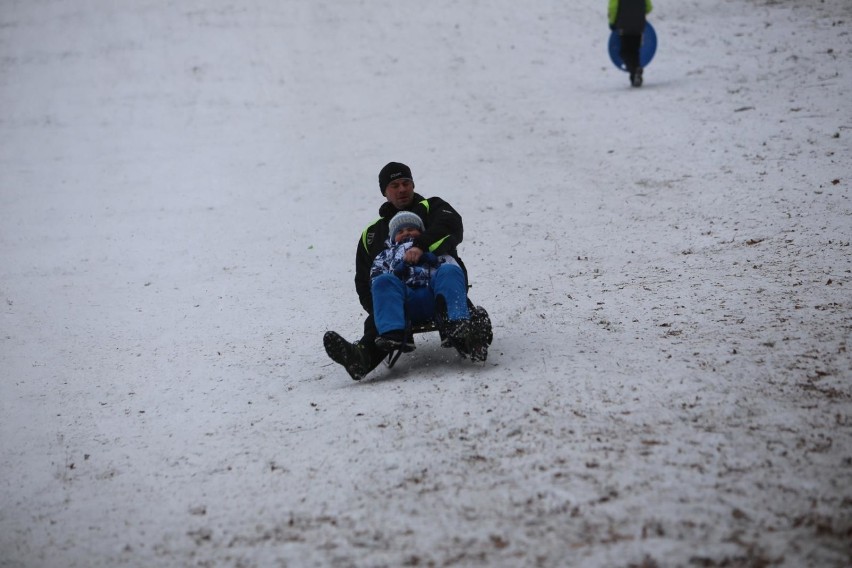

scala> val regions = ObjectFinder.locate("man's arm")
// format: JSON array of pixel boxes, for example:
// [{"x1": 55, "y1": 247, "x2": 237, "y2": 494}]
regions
[
  {"x1": 412, "y1": 197, "x2": 463, "y2": 256},
  {"x1": 355, "y1": 235, "x2": 373, "y2": 314},
  {"x1": 608, "y1": 0, "x2": 619, "y2": 26}
]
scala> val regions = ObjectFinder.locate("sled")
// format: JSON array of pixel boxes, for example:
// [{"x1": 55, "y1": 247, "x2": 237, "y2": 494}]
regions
[
  {"x1": 383, "y1": 301, "x2": 492, "y2": 368},
  {"x1": 608, "y1": 21, "x2": 657, "y2": 71}
]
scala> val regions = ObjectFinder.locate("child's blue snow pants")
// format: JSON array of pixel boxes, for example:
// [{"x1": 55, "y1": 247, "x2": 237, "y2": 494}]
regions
[{"x1": 371, "y1": 264, "x2": 470, "y2": 335}]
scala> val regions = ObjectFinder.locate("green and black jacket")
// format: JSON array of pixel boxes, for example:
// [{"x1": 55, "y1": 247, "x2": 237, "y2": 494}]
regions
[{"x1": 608, "y1": 0, "x2": 653, "y2": 34}]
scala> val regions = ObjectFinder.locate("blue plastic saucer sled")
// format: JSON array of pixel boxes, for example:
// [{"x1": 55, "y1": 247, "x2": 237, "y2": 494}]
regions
[{"x1": 608, "y1": 21, "x2": 657, "y2": 71}]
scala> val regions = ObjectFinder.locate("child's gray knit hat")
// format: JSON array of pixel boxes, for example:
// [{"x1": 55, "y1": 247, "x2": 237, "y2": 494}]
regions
[{"x1": 389, "y1": 211, "x2": 424, "y2": 241}]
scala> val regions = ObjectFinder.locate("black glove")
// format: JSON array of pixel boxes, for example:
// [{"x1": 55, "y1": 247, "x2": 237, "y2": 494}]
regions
[
  {"x1": 392, "y1": 261, "x2": 409, "y2": 280},
  {"x1": 420, "y1": 252, "x2": 439, "y2": 267}
]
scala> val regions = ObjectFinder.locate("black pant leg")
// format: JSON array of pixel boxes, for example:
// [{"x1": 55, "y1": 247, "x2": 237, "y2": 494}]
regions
[
  {"x1": 360, "y1": 313, "x2": 389, "y2": 373},
  {"x1": 620, "y1": 34, "x2": 642, "y2": 72}
]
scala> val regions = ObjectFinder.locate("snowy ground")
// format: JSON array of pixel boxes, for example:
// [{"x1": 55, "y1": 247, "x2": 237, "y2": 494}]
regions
[{"x1": 1, "y1": 0, "x2": 851, "y2": 566}]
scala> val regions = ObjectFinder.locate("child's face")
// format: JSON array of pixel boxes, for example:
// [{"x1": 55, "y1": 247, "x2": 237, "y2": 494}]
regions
[{"x1": 394, "y1": 226, "x2": 421, "y2": 243}]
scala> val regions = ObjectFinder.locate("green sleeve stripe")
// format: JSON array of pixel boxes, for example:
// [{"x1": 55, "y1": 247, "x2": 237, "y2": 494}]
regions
[
  {"x1": 420, "y1": 199, "x2": 430, "y2": 212},
  {"x1": 429, "y1": 235, "x2": 450, "y2": 253},
  {"x1": 361, "y1": 217, "x2": 382, "y2": 253}
]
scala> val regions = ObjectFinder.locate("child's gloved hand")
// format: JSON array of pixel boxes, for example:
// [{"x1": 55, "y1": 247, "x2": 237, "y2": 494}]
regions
[
  {"x1": 392, "y1": 261, "x2": 409, "y2": 280},
  {"x1": 420, "y1": 252, "x2": 439, "y2": 267}
]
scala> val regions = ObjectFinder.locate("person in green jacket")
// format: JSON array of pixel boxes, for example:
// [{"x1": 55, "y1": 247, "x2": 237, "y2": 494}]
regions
[{"x1": 609, "y1": 0, "x2": 653, "y2": 87}]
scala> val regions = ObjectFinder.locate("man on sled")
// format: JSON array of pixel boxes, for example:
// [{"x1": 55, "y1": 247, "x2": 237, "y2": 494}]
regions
[{"x1": 323, "y1": 162, "x2": 492, "y2": 381}]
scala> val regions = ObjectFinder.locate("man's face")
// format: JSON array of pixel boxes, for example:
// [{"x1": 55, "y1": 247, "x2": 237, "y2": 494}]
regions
[{"x1": 385, "y1": 179, "x2": 415, "y2": 209}]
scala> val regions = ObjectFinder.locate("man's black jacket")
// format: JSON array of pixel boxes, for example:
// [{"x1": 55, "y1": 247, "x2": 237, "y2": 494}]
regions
[{"x1": 354, "y1": 193, "x2": 466, "y2": 319}]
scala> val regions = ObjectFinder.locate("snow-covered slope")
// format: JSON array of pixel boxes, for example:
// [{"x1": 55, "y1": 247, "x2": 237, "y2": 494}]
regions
[{"x1": 1, "y1": 1, "x2": 850, "y2": 566}]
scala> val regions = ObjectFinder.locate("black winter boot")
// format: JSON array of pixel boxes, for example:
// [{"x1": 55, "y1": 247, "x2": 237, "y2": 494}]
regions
[
  {"x1": 324, "y1": 331, "x2": 371, "y2": 380},
  {"x1": 630, "y1": 66, "x2": 643, "y2": 87},
  {"x1": 441, "y1": 319, "x2": 471, "y2": 351},
  {"x1": 467, "y1": 306, "x2": 493, "y2": 362}
]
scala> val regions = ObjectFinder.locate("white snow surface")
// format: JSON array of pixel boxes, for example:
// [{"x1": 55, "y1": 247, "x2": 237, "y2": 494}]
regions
[{"x1": 1, "y1": 0, "x2": 851, "y2": 566}]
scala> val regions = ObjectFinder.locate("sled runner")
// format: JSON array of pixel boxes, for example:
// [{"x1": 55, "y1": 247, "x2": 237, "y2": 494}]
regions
[{"x1": 608, "y1": 21, "x2": 657, "y2": 71}]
